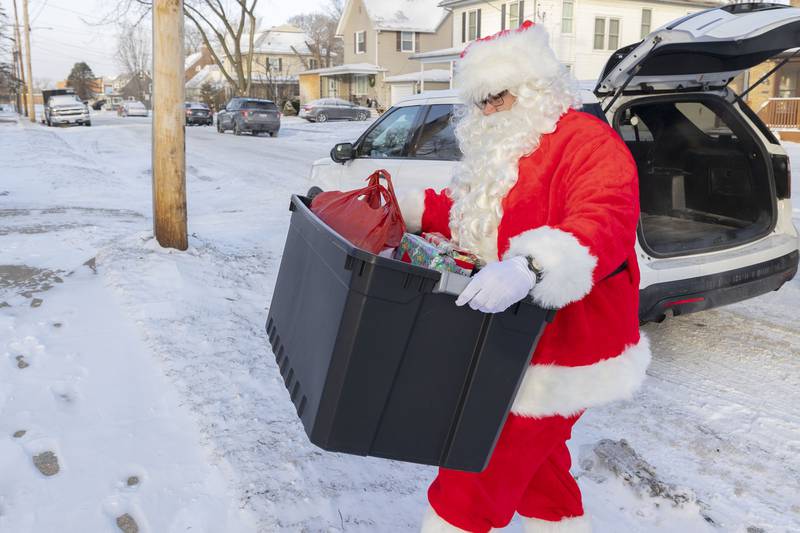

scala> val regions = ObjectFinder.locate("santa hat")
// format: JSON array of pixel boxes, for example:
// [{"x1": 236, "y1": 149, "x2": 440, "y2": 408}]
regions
[{"x1": 455, "y1": 21, "x2": 564, "y2": 105}]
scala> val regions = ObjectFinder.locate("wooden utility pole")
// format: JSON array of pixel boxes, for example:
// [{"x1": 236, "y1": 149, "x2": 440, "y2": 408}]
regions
[
  {"x1": 152, "y1": 0, "x2": 188, "y2": 250},
  {"x1": 21, "y1": 0, "x2": 35, "y2": 122},
  {"x1": 12, "y1": 0, "x2": 28, "y2": 116}
]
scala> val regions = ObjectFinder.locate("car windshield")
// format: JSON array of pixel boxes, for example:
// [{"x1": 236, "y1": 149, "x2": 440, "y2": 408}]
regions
[
  {"x1": 332, "y1": 99, "x2": 352, "y2": 106},
  {"x1": 50, "y1": 95, "x2": 80, "y2": 105},
  {"x1": 128, "y1": 102, "x2": 145, "y2": 109},
  {"x1": 242, "y1": 100, "x2": 277, "y2": 110},
  {"x1": 186, "y1": 102, "x2": 208, "y2": 109}
]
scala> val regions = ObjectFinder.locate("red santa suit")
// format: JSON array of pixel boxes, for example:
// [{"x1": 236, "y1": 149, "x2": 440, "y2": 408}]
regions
[{"x1": 402, "y1": 21, "x2": 651, "y2": 533}]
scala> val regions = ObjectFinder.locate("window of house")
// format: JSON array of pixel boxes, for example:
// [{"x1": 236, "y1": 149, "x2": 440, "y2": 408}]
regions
[
  {"x1": 355, "y1": 31, "x2": 366, "y2": 54},
  {"x1": 594, "y1": 17, "x2": 620, "y2": 50},
  {"x1": 268, "y1": 58, "x2": 282, "y2": 72},
  {"x1": 508, "y1": 2, "x2": 520, "y2": 29},
  {"x1": 327, "y1": 78, "x2": 337, "y2": 97},
  {"x1": 354, "y1": 75, "x2": 369, "y2": 95},
  {"x1": 308, "y1": 58, "x2": 318, "y2": 70},
  {"x1": 468, "y1": 10, "x2": 479, "y2": 41},
  {"x1": 641, "y1": 9, "x2": 652, "y2": 39},
  {"x1": 562, "y1": 0, "x2": 574, "y2": 33},
  {"x1": 401, "y1": 31, "x2": 414, "y2": 52}
]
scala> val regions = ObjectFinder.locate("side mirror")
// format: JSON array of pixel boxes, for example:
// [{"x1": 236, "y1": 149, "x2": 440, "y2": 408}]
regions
[{"x1": 331, "y1": 142, "x2": 355, "y2": 164}]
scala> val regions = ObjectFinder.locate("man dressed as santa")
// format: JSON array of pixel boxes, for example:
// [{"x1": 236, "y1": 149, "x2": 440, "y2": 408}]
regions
[{"x1": 399, "y1": 21, "x2": 651, "y2": 533}]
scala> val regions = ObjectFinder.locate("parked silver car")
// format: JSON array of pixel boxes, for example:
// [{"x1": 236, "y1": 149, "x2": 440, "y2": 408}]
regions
[
  {"x1": 217, "y1": 98, "x2": 281, "y2": 136},
  {"x1": 299, "y1": 98, "x2": 370, "y2": 123}
]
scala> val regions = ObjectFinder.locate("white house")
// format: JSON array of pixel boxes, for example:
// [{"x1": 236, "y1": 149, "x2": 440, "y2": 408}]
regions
[{"x1": 414, "y1": 0, "x2": 722, "y2": 87}]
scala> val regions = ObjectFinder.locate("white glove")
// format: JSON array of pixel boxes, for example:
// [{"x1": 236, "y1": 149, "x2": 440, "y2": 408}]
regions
[{"x1": 455, "y1": 256, "x2": 536, "y2": 313}]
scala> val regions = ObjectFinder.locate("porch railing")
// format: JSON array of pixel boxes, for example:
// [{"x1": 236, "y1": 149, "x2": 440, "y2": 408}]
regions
[{"x1": 757, "y1": 97, "x2": 800, "y2": 129}]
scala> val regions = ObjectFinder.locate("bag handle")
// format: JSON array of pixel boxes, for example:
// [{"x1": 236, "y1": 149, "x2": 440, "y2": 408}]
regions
[{"x1": 363, "y1": 169, "x2": 406, "y2": 229}]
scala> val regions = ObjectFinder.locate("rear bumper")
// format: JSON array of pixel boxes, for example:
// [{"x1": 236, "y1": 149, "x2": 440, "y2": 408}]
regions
[
  {"x1": 241, "y1": 120, "x2": 280, "y2": 131},
  {"x1": 186, "y1": 116, "x2": 211, "y2": 124},
  {"x1": 639, "y1": 250, "x2": 799, "y2": 322}
]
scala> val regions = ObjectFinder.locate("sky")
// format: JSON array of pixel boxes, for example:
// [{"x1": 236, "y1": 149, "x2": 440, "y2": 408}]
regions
[{"x1": 4, "y1": 0, "x2": 332, "y2": 83}]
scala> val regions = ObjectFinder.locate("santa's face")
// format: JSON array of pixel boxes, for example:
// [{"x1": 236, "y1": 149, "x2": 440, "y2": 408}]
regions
[{"x1": 479, "y1": 91, "x2": 517, "y2": 116}]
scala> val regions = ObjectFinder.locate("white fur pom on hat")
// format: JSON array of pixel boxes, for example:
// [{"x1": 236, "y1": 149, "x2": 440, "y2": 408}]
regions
[{"x1": 455, "y1": 21, "x2": 564, "y2": 104}]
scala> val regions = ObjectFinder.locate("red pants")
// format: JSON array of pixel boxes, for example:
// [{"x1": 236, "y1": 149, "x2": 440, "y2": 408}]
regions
[{"x1": 426, "y1": 413, "x2": 585, "y2": 532}]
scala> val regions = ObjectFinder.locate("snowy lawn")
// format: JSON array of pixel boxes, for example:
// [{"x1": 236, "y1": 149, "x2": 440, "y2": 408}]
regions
[{"x1": 0, "y1": 112, "x2": 798, "y2": 532}]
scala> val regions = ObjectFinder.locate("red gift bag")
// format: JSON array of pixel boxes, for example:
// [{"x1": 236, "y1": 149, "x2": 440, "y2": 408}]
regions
[{"x1": 311, "y1": 169, "x2": 407, "y2": 254}]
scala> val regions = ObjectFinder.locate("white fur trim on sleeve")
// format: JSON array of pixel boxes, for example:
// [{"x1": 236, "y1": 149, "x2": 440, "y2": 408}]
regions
[
  {"x1": 511, "y1": 335, "x2": 651, "y2": 418},
  {"x1": 420, "y1": 506, "x2": 471, "y2": 533},
  {"x1": 522, "y1": 515, "x2": 592, "y2": 533},
  {"x1": 503, "y1": 227, "x2": 597, "y2": 309},
  {"x1": 398, "y1": 189, "x2": 426, "y2": 234}
]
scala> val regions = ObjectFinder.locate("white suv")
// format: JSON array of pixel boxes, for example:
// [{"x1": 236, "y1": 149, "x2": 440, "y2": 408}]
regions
[{"x1": 308, "y1": 4, "x2": 799, "y2": 323}]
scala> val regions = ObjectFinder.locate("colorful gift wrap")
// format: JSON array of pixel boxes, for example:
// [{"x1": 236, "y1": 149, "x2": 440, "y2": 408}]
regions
[{"x1": 395, "y1": 233, "x2": 477, "y2": 275}]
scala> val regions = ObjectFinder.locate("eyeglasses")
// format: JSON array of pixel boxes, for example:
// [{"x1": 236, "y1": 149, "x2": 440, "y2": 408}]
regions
[{"x1": 476, "y1": 90, "x2": 509, "y2": 110}]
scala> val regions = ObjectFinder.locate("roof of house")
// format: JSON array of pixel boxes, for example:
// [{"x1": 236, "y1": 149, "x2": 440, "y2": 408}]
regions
[
  {"x1": 185, "y1": 51, "x2": 203, "y2": 70},
  {"x1": 249, "y1": 25, "x2": 314, "y2": 55},
  {"x1": 385, "y1": 68, "x2": 451, "y2": 83},
  {"x1": 186, "y1": 65, "x2": 225, "y2": 90},
  {"x1": 337, "y1": 0, "x2": 449, "y2": 35},
  {"x1": 300, "y1": 63, "x2": 387, "y2": 76}
]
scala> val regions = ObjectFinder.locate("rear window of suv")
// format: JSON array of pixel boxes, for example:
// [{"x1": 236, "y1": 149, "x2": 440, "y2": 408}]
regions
[{"x1": 242, "y1": 100, "x2": 277, "y2": 110}]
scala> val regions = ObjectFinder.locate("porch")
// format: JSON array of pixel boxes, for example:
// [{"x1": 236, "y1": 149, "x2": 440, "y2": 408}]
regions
[
  {"x1": 298, "y1": 64, "x2": 386, "y2": 108},
  {"x1": 757, "y1": 98, "x2": 800, "y2": 142}
]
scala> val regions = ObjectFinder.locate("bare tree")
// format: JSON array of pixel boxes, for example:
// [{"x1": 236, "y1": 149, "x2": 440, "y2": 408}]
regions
[
  {"x1": 116, "y1": 23, "x2": 151, "y2": 103},
  {"x1": 184, "y1": 24, "x2": 204, "y2": 54},
  {"x1": 288, "y1": 1, "x2": 343, "y2": 69},
  {"x1": 110, "y1": 0, "x2": 259, "y2": 97}
]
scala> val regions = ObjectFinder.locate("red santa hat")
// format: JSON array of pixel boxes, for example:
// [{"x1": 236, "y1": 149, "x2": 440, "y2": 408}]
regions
[{"x1": 455, "y1": 21, "x2": 565, "y2": 104}]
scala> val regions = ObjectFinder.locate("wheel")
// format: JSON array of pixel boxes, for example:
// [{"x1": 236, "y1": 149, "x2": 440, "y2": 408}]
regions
[
  {"x1": 234, "y1": 121, "x2": 242, "y2": 136},
  {"x1": 85, "y1": 121, "x2": 92, "y2": 127},
  {"x1": 358, "y1": 112, "x2": 368, "y2": 121},
  {"x1": 46, "y1": 118, "x2": 51, "y2": 127},
  {"x1": 316, "y1": 112, "x2": 328, "y2": 123},
  {"x1": 216, "y1": 121, "x2": 223, "y2": 133},
  {"x1": 269, "y1": 131, "x2": 277, "y2": 137},
  {"x1": 307, "y1": 186, "x2": 323, "y2": 200}
]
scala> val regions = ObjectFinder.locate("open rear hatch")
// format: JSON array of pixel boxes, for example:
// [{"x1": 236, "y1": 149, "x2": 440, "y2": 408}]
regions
[
  {"x1": 596, "y1": 3, "x2": 800, "y2": 96},
  {"x1": 596, "y1": 4, "x2": 799, "y2": 257}
]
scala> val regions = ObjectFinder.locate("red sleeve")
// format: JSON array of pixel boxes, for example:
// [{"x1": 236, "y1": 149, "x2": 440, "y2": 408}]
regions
[{"x1": 504, "y1": 122, "x2": 639, "y2": 308}]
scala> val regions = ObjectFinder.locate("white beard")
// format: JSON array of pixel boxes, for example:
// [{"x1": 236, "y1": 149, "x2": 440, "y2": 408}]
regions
[{"x1": 448, "y1": 85, "x2": 578, "y2": 263}]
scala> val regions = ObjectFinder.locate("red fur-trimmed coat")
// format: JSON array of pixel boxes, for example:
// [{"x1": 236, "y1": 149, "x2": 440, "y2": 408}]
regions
[{"x1": 403, "y1": 109, "x2": 650, "y2": 418}]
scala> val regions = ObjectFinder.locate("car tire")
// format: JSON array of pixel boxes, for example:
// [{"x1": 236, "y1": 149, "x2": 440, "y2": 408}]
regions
[
  {"x1": 85, "y1": 122, "x2": 92, "y2": 127},
  {"x1": 316, "y1": 112, "x2": 328, "y2": 123},
  {"x1": 269, "y1": 131, "x2": 277, "y2": 137},
  {"x1": 234, "y1": 121, "x2": 242, "y2": 136},
  {"x1": 217, "y1": 121, "x2": 224, "y2": 133},
  {"x1": 358, "y1": 112, "x2": 368, "y2": 121}
]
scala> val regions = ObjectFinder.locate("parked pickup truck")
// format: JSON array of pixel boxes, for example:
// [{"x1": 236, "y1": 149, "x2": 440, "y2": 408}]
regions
[{"x1": 43, "y1": 90, "x2": 91, "y2": 127}]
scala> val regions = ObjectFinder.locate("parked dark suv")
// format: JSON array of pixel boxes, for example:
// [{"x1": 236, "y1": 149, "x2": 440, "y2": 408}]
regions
[
  {"x1": 185, "y1": 102, "x2": 212, "y2": 126},
  {"x1": 217, "y1": 98, "x2": 280, "y2": 136}
]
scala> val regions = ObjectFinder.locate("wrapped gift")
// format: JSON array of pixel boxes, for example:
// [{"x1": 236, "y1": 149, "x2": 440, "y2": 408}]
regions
[
  {"x1": 396, "y1": 233, "x2": 441, "y2": 267},
  {"x1": 396, "y1": 233, "x2": 478, "y2": 276}
]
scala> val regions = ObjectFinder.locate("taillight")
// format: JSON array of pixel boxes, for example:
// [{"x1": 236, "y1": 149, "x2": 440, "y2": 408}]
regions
[
  {"x1": 772, "y1": 154, "x2": 791, "y2": 199},
  {"x1": 303, "y1": 105, "x2": 311, "y2": 110},
  {"x1": 241, "y1": 110, "x2": 250, "y2": 118}
]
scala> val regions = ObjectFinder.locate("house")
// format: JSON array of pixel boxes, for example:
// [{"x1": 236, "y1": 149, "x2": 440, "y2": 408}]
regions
[
  {"x1": 298, "y1": 0, "x2": 453, "y2": 108},
  {"x1": 186, "y1": 64, "x2": 227, "y2": 109},
  {"x1": 185, "y1": 45, "x2": 215, "y2": 82},
  {"x1": 217, "y1": 24, "x2": 317, "y2": 104},
  {"x1": 414, "y1": 0, "x2": 720, "y2": 90},
  {"x1": 739, "y1": 0, "x2": 800, "y2": 139}
]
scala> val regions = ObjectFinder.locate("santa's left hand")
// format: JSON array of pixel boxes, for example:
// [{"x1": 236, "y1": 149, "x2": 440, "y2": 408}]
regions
[{"x1": 455, "y1": 256, "x2": 536, "y2": 313}]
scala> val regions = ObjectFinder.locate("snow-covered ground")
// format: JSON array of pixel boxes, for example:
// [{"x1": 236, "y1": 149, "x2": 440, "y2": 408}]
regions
[{"x1": 0, "y1": 110, "x2": 798, "y2": 533}]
